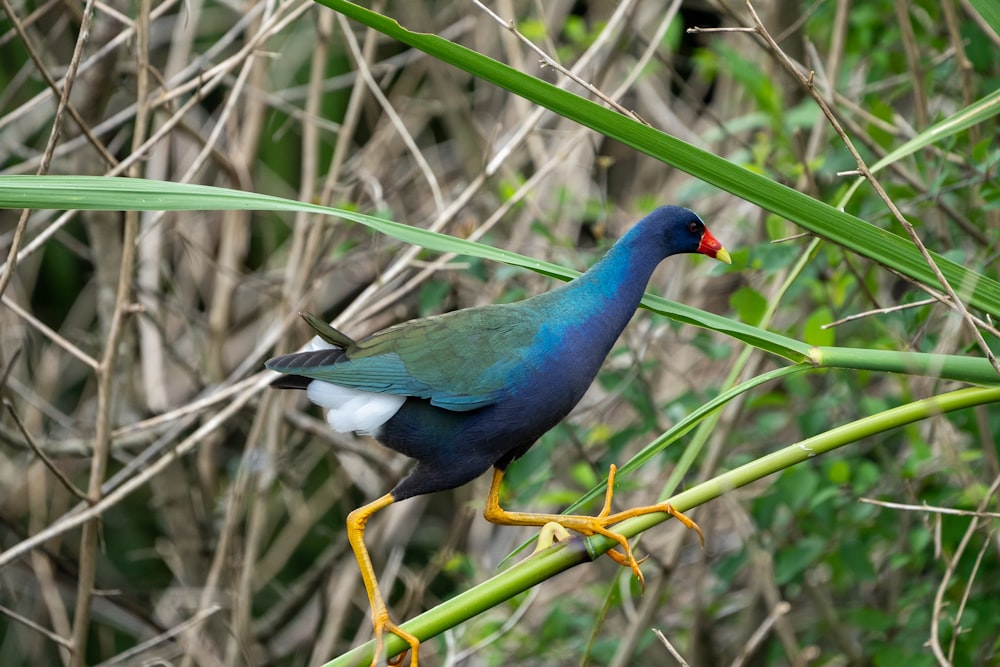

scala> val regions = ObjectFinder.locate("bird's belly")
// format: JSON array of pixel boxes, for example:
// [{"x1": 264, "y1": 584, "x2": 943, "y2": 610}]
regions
[{"x1": 379, "y1": 379, "x2": 582, "y2": 467}]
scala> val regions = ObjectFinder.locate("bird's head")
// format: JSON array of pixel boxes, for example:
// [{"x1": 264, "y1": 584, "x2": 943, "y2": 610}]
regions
[{"x1": 645, "y1": 205, "x2": 732, "y2": 265}]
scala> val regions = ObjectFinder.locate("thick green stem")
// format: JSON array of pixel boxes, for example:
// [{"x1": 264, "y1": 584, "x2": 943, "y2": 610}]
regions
[
  {"x1": 812, "y1": 346, "x2": 1000, "y2": 385},
  {"x1": 324, "y1": 386, "x2": 1000, "y2": 667}
]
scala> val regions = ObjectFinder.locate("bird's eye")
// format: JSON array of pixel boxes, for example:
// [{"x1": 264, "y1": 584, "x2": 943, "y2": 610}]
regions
[{"x1": 688, "y1": 221, "x2": 700, "y2": 234}]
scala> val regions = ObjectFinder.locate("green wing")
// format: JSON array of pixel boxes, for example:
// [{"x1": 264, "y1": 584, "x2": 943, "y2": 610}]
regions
[{"x1": 300, "y1": 304, "x2": 543, "y2": 411}]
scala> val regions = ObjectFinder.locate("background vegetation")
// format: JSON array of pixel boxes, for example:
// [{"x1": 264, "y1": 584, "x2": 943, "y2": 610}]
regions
[{"x1": 0, "y1": 1, "x2": 998, "y2": 666}]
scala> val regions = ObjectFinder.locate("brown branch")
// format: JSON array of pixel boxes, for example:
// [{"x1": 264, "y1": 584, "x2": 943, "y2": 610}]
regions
[
  {"x1": 892, "y1": 0, "x2": 929, "y2": 128},
  {"x1": 928, "y1": 473, "x2": 1000, "y2": 665},
  {"x1": 822, "y1": 298, "x2": 938, "y2": 330},
  {"x1": 0, "y1": 603, "x2": 74, "y2": 651},
  {"x1": 3, "y1": 400, "x2": 89, "y2": 502},
  {"x1": 0, "y1": 0, "x2": 112, "y2": 300},
  {"x1": 730, "y1": 601, "x2": 792, "y2": 667},
  {"x1": 860, "y1": 497, "x2": 1000, "y2": 519},
  {"x1": 69, "y1": 0, "x2": 147, "y2": 661},
  {"x1": 470, "y1": 0, "x2": 649, "y2": 124}
]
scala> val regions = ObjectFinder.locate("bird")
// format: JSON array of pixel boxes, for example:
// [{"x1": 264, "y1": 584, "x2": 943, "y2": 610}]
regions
[{"x1": 266, "y1": 205, "x2": 730, "y2": 666}]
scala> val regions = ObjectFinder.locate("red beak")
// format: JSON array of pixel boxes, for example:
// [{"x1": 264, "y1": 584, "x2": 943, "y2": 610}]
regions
[{"x1": 697, "y1": 228, "x2": 732, "y2": 264}]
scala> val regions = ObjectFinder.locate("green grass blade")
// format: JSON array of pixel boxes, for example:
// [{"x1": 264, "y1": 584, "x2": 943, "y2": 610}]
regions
[
  {"x1": 317, "y1": 0, "x2": 1000, "y2": 320},
  {"x1": 0, "y1": 174, "x2": 805, "y2": 359},
  {"x1": 969, "y1": 0, "x2": 1000, "y2": 35}
]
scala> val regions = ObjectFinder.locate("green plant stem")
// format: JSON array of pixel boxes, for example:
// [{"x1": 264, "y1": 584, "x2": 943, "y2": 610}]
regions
[
  {"x1": 812, "y1": 346, "x2": 1000, "y2": 385},
  {"x1": 324, "y1": 385, "x2": 1000, "y2": 667}
]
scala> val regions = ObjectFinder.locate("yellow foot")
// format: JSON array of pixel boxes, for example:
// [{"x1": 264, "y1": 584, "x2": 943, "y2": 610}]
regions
[
  {"x1": 484, "y1": 464, "x2": 704, "y2": 592},
  {"x1": 575, "y1": 464, "x2": 704, "y2": 590},
  {"x1": 373, "y1": 615, "x2": 419, "y2": 667}
]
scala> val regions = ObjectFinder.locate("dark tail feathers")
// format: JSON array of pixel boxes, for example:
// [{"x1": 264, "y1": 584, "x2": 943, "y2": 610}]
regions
[
  {"x1": 266, "y1": 314, "x2": 355, "y2": 389},
  {"x1": 265, "y1": 347, "x2": 348, "y2": 389},
  {"x1": 270, "y1": 374, "x2": 312, "y2": 390}
]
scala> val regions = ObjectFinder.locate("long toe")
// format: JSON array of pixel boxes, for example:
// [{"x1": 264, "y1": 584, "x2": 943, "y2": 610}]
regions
[
  {"x1": 372, "y1": 619, "x2": 420, "y2": 667},
  {"x1": 659, "y1": 503, "x2": 704, "y2": 546}
]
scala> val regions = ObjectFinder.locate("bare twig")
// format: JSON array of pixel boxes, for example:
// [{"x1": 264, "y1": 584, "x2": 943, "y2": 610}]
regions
[
  {"x1": 0, "y1": 295, "x2": 99, "y2": 369},
  {"x1": 948, "y1": 531, "x2": 991, "y2": 662},
  {"x1": 470, "y1": 0, "x2": 648, "y2": 124},
  {"x1": 860, "y1": 497, "x2": 1000, "y2": 520},
  {"x1": 339, "y1": 13, "x2": 445, "y2": 214},
  {"x1": 3, "y1": 400, "x2": 88, "y2": 501},
  {"x1": 0, "y1": 0, "x2": 117, "y2": 169},
  {"x1": 0, "y1": 0, "x2": 107, "y2": 300},
  {"x1": 652, "y1": 628, "x2": 690, "y2": 667},
  {"x1": 94, "y1": 605, "x2": 223, "y2": 667},
  {"x1": 686, "y1": 26, "x2": 757, "y2": 34},
  {"x1": 65, "y1": 1, "x2": 121, "y2": 663},
  {"x1": 730, "y1": 602, "x2": 791, "y2": 667},
  {"x1": 0, "y1": 603, "x2": 74, "y2": 650},
  {"x1": 882, "y1": 267, "x2": 1000, "y2": 340},
  {"x1": 822, "y1": 298, "x2": 938, "y2": 329},
  {"x1": 928, "y1": 474, "x2": 1000, "y2": 665},
  {"x1": 0, "y1": 373, "x2": 266, "y2": 569},
  {"x1": 892, "y1": 0, "x2": 929, "y2": 127},
  {"x1": 356, "y1": 0, "x2": 685, "y2": 326},
  {"x1": 960, "y1": 0, "x2": 1000, "y2": 46}
]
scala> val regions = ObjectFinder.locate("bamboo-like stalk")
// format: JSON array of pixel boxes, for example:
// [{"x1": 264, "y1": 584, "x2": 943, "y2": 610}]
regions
[
  {"x1": 324, "y1": 385, "x2": 1000, "y2": 667},
  {"x1": 811, "y1": 346, "x2": 1000, "y2": 385}
]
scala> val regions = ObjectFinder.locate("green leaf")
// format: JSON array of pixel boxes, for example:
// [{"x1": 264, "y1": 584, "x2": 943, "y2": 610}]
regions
[
  {"x1": 775, "y1": 536, "x2": 825, "y2": 585},
  {"x1": 827, "y1": 460, "x2": 851, "y2": 485},
  {"x1": 803, "y1": 308, "x2": 835, "y2": 347},
  {"x1": 968, "y1": 0, "x2": 1000, "y2": 36},
  {"x1": 778, "y1": 465, "x2": 819, "y2": 512},
  {"x1": 730, "y1": 286, "x2": 768, "y2": 326},
  {"x1": 0, "y1": 174, "x2": 810, "y2": 361}
]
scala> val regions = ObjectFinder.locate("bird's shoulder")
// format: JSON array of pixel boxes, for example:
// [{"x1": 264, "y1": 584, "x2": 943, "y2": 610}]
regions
[
  {"x1": 333, "y1": 302, "x2": 547, "y2": 410},
  {"x1": 355, "y1": 301, "x2": 541, "y2": 357}
]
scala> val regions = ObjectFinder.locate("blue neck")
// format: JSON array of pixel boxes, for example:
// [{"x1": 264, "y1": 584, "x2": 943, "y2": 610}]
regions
[
  {"x1": 524, "y1": 223, "x2": 672, "y2": 368},
  {"x1": 550, "y1": 225, "x2": 665, "y2": 326}
]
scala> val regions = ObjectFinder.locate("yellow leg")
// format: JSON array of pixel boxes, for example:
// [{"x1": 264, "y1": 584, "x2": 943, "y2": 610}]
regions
[
  {"x1": 347, "y1": 494, "x2": 420, "y2": 667},
  {"x1": 483, "y1": 465, "x2": 704, "y2": 590}
]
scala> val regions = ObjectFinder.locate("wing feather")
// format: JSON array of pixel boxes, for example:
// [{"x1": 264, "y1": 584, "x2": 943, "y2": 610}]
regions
[{"x1": 269, "y1": 304, "x2": 543, "y2": 411}]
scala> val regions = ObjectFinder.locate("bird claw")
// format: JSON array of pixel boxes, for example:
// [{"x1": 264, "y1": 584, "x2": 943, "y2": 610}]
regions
[
  {"x1": 560, "y1": 465, "x2": 704, "y2": 592},
  {"x1": 484, "y1": 465, "x2": 703, "y2": 598},
  {"x1": 372, "y1": 617, "x2": 419, "y2": 667},
  {"x1": 604, "y1": 547, "x2": 648, "y2": 569}
]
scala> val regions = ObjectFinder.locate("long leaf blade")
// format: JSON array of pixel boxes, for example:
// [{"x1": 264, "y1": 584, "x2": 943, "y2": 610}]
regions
[
  {"x1": 316, "y1": 0, "x2": 1000, "y2": 320},
  {"x1": 0, "y1": 174, "x2": 808, "y2": 359}
]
